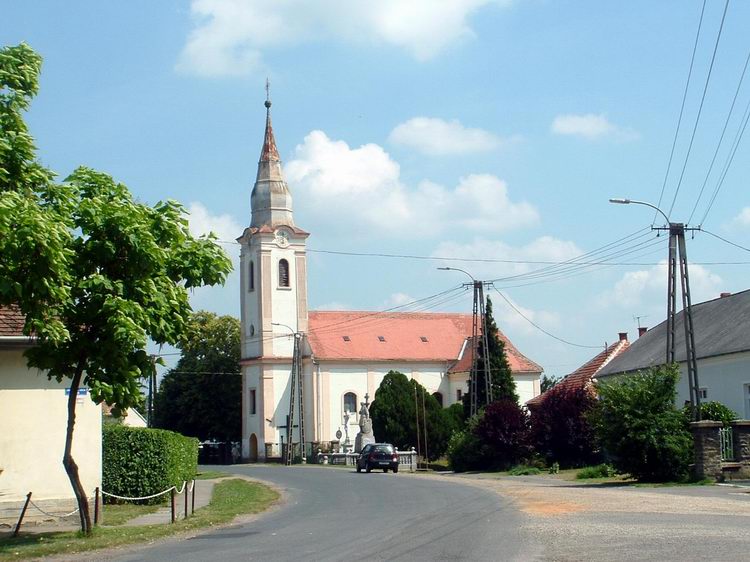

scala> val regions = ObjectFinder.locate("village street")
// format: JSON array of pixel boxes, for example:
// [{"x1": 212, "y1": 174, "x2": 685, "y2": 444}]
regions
[{"x1": 102, "y1": 466, "x2": 750, "y2": 562}]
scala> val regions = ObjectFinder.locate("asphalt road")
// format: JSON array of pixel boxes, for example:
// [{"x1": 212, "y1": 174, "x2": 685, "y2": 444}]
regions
[{"x1": 110, "y1": 464, "x2": 532, "y2": 562}]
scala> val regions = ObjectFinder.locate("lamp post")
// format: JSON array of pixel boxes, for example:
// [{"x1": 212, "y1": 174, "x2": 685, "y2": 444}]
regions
[
  {"x1": 437, "y1": 267, "x2": 492, "y2": 415},
  {"x1": 609, "y1": 198, "x2": 701, "y2": 420},
  {"x1": 272, "y1": 322, "x2": 306, "y2": 463}
]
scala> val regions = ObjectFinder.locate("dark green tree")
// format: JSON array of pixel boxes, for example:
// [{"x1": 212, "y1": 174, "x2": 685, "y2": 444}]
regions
[
  {"x1": 464, "y1": 296, "x2": 518, "y2": 418},
  {"x1": 592, "y1": 365, "x2": 693, "y2": 482},
  {"x1": 0, "y1": 44, "x2": 231, "y2": 534},
  {"x1": 370, "y1": 370, "x2": 456, "y2": 460},
  {"x1": 540, "y1": 374, "x2": 561, "y2": 393},
  {"x1": 154, "y1": 311, "x2": 241, "y2": 441}
]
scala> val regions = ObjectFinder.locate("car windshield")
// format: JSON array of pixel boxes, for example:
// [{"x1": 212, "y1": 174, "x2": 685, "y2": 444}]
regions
[{"x1": 373, "y1": 445, "x2": 394, "y2": 453}]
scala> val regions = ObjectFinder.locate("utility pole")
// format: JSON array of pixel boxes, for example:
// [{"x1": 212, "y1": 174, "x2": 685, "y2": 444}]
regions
[
  {"x1": 274, "y1": 324, "x2": 306, "y2": 465},
  {"x1": 438, "y1": 268, "x2": 493, "y2": 417},
  {"x1": 610, "y1": 199, "x2": 701, "y2": 420}
]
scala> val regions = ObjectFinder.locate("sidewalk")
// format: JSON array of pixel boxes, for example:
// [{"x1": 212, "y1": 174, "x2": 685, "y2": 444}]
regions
[{"x1": 123, "y1": 479, "x2": 215, "y2": 526}]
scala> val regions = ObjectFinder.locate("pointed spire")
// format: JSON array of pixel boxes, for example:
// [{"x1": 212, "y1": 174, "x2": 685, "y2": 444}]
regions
[
  {"x1": 250, "y1": 81, "x2": 294, "y2": 228},
  {"x1": 260, "y1": 78, "x2": 280, "y2": 162}
]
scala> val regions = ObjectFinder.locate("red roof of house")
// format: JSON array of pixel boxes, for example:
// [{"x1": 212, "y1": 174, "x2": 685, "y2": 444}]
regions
[
  {"x1": 526, "y1": 335, "x2": 630, "y2": 407},
  {"x1": 0, "y1": 306, "x2": 25, "y2": 337},
  {"x1": 307, "y1": 311, "x2": 542, "y2": 373}
]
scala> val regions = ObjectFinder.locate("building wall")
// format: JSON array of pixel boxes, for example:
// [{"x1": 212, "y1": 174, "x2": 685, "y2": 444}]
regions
[
  {"x1": 0, "y1": 349, "x2": 102, "y2": 504},
  {"x1": 514, "y1": 374, "x2": 539, "y2": 406},
  {"x1": 674, "y1": 351, "x2": 750, "y2": 418}
]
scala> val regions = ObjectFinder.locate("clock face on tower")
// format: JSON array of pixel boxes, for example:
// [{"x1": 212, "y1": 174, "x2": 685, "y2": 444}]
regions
[{"x1": 275, "y1": 229, "x2": 290, "y2": 247}]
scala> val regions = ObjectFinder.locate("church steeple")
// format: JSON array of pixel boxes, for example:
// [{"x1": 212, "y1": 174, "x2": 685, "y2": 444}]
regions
[{"x1": 250, "y1": 81, "x2": 294, "y2": 228}]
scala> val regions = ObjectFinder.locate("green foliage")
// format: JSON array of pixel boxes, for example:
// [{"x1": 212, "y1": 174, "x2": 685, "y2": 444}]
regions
[
  {"x1": 508, "y1": 465, "x2": 542, "y2": 476},
  {"x1": 530, "y1": 384, "x2": 600, "y2": 468},
  {"x1": 540, "y1": 374, "x2": 561, "y2": 393},
  {"x1": 464, "y1": 297, "x2": 518, "y2": 417},
  {"x1": 576, "y1": 463, "x2": 616, "y2": 479},
  {"x1": 683, "y1": 401, "x2": 738, "y2": 427},
  {"x1": 446, "y1": 423, "x2": 488, "y2": 473},
  {"x1": 154, "y1": 311, "x2": 241, "y2": 440},
  {"x1": 592, "y1": 365, "x2": 693, "y2": 482},
  {"x1": 370, "y1": 371, "x2": 457, "y2": 459},
  {"x1": 102, "y1": 425, "x2": 198, "y2": 504}
]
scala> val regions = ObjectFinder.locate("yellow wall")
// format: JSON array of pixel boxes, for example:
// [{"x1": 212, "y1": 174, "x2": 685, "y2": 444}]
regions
[{"x1": 0, "y1": 349, "x2": 102, "y2": 503}]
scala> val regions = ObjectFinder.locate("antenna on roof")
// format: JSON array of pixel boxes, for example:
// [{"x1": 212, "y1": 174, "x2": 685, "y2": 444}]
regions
[{"x1": 633, "y1": 314, "x2": 649, "y2": 329}]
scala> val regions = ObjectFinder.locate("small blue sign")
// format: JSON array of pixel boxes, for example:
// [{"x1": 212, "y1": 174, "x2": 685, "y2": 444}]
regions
[{"x1": 65, "y1": 388, "x2": 89, "y2": 396}]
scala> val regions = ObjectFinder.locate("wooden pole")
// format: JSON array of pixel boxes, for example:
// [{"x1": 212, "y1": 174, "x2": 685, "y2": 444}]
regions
[
  {"x1": 191, "y1": 479, "x2": 196, "y2": 514},
  {"x1": 170, "y1": 488, "x2": 176, "y2": 523},
  {"x1": 184, "y1": 482, "x2": 188, "y2": 519},
  {"x1": 13, "y1": 492, "x2": 32, "y2": 537},
  {"x1": 94, "y1": 487, "x2": 100, "y2": 525}
]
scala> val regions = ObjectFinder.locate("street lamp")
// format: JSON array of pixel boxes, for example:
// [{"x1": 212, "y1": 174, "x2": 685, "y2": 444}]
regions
[
  {"x1": 609, "y1": 197, "x2": 701, "y2": 420},
  {"x1": 437, "y1": 266, "x2": 476, "y2": 282}
]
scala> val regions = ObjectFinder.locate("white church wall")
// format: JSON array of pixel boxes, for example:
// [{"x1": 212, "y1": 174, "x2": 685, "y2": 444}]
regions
[
  {"x1": 270, "y1": 364, "x2": 294, "y2": 445},
  {"x1": 242, "y1": 364, "x2": 261, "y2": 459},
  {"x1": 268, "y1": 245, "x2": 299, "y2": 358},
  {"x1": 514, "y1": 374, "x2": 539, "y2": 406}
]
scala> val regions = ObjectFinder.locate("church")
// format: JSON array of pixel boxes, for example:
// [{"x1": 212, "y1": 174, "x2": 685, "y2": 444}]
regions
[{"x1": 239, "y1": 97, "x2": 543, "y2": 461}]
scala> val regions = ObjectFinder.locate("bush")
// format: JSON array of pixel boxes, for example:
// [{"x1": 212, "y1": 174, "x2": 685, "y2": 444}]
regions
[
  {"x1": 530, "y1": 384, "x2": 600, "y2": 468},
  {"x1": 475, "y1": 399, "x2": 531, "y2": 470},
  {"x1": 576, "y1": 463, "x2": 616, "y2": 479},
  {"x1": 508, "y1": 465, "x2": 541, "y2": 476},
  {"x1": 446, "y1": 427, "x2": 487, "y2": 473},
  {"x1": 592, "y1": 365, "x2": 693, "y2": 482},
  {"x1": 683, "y1": 401, "x2": 738, "y2": 427},
  {"x1": 103, "y1": 425, "x2": 199, "y2": 504}
]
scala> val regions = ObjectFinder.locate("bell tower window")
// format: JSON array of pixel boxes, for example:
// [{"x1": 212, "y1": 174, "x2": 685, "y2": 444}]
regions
[
  {"x1": 248, "y1": 260, "x2": 255, "y2": 292},
  {"x1": 278, "y1": 259, "x2": 290, "y2": 288}
]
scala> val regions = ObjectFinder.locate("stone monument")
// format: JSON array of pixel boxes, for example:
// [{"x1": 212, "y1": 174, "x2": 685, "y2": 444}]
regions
[
  {"x1": 342, "y1": 411, "x2": 352, "y2": 453},
  {"x1": 354, "y1": 393, "x2": 376, "y2": 452}
]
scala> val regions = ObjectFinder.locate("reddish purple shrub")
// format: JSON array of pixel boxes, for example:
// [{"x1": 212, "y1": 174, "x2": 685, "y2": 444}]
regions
[{"x1": 475, "y1": 399, "x2": 531, "y2": 469}]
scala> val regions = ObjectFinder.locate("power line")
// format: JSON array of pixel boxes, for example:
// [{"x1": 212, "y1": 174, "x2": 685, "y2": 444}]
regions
[
  {"x1": 701, "y1": 229, "x2": 750, "y2": 253},
  {"x1": 667, "y1": 0, "x2": 731, "y2": 219},
  {"x1": 654, "y1": 0, "x2": 708, "y2": 224},
  {"x1": 688, "y1": 42, "x2": 750, "y2": 224},
  {"x1": 490, "y1": 284, "x2": 602, "y2": 349}
]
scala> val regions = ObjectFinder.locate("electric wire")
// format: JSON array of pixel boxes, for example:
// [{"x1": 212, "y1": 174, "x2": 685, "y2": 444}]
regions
[
  {"x1": 688, "y1": 43, "x2": 750, "y2": 224},
  {"x1": 654, "y1": 0, "x2": 708, "y2": 224},
  {"x1": 667, "y1": 0, "x2": 731, "y2": 219},
  {"x1": 700, "y1": 229, "x2": 750, "y2": 253}
]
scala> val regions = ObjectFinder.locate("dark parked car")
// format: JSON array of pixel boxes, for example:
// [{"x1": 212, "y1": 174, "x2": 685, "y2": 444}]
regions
[{"x1": 356, "y1": 443, "x2": 399, "y2": 473}]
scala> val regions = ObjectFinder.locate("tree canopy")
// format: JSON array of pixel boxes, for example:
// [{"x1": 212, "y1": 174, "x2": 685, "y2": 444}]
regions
[
  {"x1": 154, "y1": 311, "x2": 241, "y2": 441},
  {"x1": 0, "y1": 43, "x2": 232, "y2": 533}
]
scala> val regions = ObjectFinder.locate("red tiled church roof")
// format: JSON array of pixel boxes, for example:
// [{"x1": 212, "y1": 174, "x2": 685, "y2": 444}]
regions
[
  {"x1": 307, "y1": 311, "x2": 542, "y2": 373},
  {"x1": 526, "y1": 334, "x2": 630, "y2": 407},
  {"x1": 0, "y1": 306, "x2": 26, "y2": 337}
]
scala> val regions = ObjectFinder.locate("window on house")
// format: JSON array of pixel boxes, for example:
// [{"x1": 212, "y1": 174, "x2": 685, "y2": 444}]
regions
[
  {"x1": 343, "y1": 392, "x2": 357, "y2": 415},
  {"x1": 248, "y1": 261, "x2": 254, "y2": 292},
  {"x1": 378, "y1": 335, "x2": 385, "y2": 342},
  {"x1": 456, "y1": 389, "x2": 463, "y2": 401},
  {"x1": 699, "y1": 388, "x2": 708, "y2": 400},
  {"x1": 420, "y1": 336, "x2": 428, "y2": 343},
  {"x1": 278, "y1": 259, "x2": 290, "y2": 287},
  {"x1": 433, "y1": 392, "x2": 443, "y2": 407},
  {"x1": 249, "y1": 389, "x2": 257, "y2": 415},
  {"x1": 342, "y1": 335, "x2": 351, "y2": 342}
]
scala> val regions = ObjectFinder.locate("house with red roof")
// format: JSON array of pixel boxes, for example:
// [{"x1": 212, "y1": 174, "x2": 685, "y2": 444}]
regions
[
  {"x1": 0, "y1": 306, "x2": 102, "y2": 516},
  {"x1": 526, "y1": 332, "x2": 631, "y2": 410},
  {"x1": 238, "y1": 99, "x2": 542, "y2": 461}
]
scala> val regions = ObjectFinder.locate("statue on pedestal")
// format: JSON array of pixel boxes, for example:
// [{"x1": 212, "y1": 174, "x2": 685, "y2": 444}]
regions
[
  {"x1": 354, "y1": 393, "x2": 376, "y2": 452},
  {"x1": 342, "y1": 411, "x2": 352, "y2": 452}
]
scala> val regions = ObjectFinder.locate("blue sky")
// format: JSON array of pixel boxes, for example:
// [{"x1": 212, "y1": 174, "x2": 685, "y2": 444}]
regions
[{"x1": 4, "y1": 0, "x2": 750, "y2": 376}]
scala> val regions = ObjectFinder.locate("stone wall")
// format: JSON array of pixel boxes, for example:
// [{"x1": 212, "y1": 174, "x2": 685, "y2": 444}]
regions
[
  {"x1": 690, "y1": 421, "x2": 723, "y2": 480},
  {"x1": 731, "y1": 420, "x2": 750, "y2": 478}
]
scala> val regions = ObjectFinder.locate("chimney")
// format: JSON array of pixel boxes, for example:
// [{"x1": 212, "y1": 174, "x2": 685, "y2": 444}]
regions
[
  {"x1": 618, "y1": 332, "x2": 628, "y2": 342},
  {"x1": 720, "y1": 292, "x2": 731, "y2": 298},
  {"x1": 638, "y1": 326, "x2": 648, "y2": 338}
]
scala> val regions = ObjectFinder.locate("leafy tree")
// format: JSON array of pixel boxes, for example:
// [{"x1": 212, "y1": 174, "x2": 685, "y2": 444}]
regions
[
  {"x1": 446, "y1": 416, "x2": 488, "y2": 472},
  {"x1": 530, "y1": 384, "x2": 600, "y2": 468},
  {"x1": 592, "y1": 365, "x2": 693, "y2": 482},
  {"x1": 475, "y1": 399, "x2": 531, "y2": 469},
  {"x1": 683, "y1": 401, "x2": 738, "y2": 427},
  {"x1": 0, "y1": 44, "x2": 231, "y2": 533},
  {"x1": 464, "y1": 296, "x2": 517, "y2": 417},
  {"x1": 154, "y1": 311, "x2": 241, "y2": 441},
  {"x1": 370, "y1": 370, "x2": 455, "y2": 460},
  {"x1": 540, "y1": 374, "x2": 561, "y2": 394}
]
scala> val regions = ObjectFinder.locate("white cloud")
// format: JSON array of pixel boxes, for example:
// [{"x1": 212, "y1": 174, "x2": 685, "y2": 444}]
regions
[
  {"x1": 729, "y1": 207, "x2": 750, "y2": 229},
  {"x1": 285, "y1": 130, "x2": 538, "y2": 237},
  {"x1": 491, "y1": 292, "x2": 561, "y2": 338},
  {"x1": 384, "y1": 292, "x2": 415, "y2": 308},
  {"x1": 187, "y1": 201, "x2": 243, "y2": 246},
  {"x1": 432, "y1": 236, "x2": 583, "y2": 279},
  {"x1": 389, "y1": 117, "x2": 506, "y2": 155},
  {"x1": 177, "y1": 0, "x2": 509, "y2": 76},
  {"x1": 598, "y1": 260, "x2": 723, "y2": 309},
  {"x1": 551, "y1": 113, "x2": 638, "y2": 140}
]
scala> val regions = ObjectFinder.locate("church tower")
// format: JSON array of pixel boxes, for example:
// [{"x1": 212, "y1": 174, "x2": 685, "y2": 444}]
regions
[{"x1": 239, "y1": 89, "x2": 309, "y2": 461}]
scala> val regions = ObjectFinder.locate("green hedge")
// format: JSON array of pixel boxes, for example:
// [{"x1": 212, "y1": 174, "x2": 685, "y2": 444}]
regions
[{"x1": 103, "y1": 425, "x2": 198, "y2": 504}]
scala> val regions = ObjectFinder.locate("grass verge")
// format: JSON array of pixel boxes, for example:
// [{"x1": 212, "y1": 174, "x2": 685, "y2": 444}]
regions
[
  {"x1": 0, "y1": 479, "x2": 278, "y2": 561},
  {"x1": 100, "y1": 503, "x2": 161, "y2": 526},
  {"x1": 194, "y1": 470, "x2": 231, "y2": 481}
]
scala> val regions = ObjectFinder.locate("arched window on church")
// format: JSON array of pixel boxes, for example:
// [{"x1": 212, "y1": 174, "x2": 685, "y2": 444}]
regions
[
  {"x1": 248, "y1": 260, "x2": 254, "y2": 292},
  {"x1": 343, "y1": 392, "x2": 357, "y2": 416},
  {"x1": 278, "y1": 259, "x2": 290, "y2": 287},
  {"x1": 432, "y1": 392, "x2": 443, "y2": 407}
]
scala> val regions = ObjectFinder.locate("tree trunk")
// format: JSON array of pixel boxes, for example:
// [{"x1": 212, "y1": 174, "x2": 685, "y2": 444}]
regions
[{"x1": 63, "y1": 363, "x2": 92, "y2": 534}]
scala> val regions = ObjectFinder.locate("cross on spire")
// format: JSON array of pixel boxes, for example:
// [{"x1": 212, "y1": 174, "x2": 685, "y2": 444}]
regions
[{"x1": 265, "y1": 78, "x2": 271, "y2": 109}]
